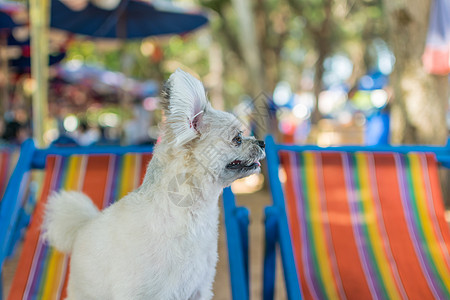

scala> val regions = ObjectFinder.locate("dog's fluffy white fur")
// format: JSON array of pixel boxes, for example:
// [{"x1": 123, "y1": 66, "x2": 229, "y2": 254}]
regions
[{"x1": 43, "y1": 69, "x2": 265, "y2": 300}]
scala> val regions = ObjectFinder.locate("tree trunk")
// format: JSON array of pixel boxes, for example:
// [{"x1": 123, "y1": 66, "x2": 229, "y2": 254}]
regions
[
  {"x1": 311, "y1": 0, "x2": 332, "y2": 126},
  {"x1": 230, "y1": 0, "x2": 267, "y2": 139},
  {"x1": 207, "y1": 42, "x2": 224, "y2": 111},
  {"x1": 312, "y1": 46, "x2": 327, "y2": 125},
  {"x1": 384, "y1": 0, "x2": 450, "y2": 208},
  {"x1": 383, "y1": 0, "x2": 449, "y2": 145}
]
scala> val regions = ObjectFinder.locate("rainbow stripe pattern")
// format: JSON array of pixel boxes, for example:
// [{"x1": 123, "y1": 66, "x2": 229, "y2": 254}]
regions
[
  {"x1": 8, "y1": 153, "x2": 152, "y2": 300},
  {"x1": 280, "y1": 151, "x2": 450, "y2": 300}
]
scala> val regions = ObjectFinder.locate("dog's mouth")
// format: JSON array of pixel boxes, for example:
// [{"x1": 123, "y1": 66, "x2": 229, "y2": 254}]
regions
[{"x1": 226, "y1": 160, "x2": 261, "y2": 170}]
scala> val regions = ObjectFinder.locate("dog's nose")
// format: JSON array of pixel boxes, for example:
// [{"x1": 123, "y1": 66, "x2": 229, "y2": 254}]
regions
[{"x1": 257, "y1": 140, "x2": 265, "y2": 149}]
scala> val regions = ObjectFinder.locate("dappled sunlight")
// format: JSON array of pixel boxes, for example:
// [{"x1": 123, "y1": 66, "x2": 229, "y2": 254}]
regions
[{"x1": 231, "y1": 173, "x2": 264, "y2": 194}]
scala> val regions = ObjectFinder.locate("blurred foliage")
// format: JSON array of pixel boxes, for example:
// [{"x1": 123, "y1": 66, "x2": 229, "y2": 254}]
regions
[
  {"x1": 201, "y1": 0, "x2": 386, "y2": 97},
  {"x1": 65, "y1": 34, "x2": 210, "y2": 81},
  {"x1": 62, "y1": 0, "x2": 387, "y2": 110}
]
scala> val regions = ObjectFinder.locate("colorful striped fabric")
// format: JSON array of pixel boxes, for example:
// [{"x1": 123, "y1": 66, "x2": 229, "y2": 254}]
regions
[
  {"x1": 8, "y1": 153, "x2": 152, "y2": 300},
  {"x1": 280, "y1": 151, "x2": 450, "y2": 300}
]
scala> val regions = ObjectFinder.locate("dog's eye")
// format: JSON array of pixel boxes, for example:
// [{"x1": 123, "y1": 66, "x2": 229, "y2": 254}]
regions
[{"x1": 232, "y1": 133, "x2": 242, "y2": 146}]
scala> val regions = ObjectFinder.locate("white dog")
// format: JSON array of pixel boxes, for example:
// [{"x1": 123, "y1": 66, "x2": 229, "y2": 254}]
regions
[{"x1": 43, "y1": 69, "x2": 266, "y2": 300}]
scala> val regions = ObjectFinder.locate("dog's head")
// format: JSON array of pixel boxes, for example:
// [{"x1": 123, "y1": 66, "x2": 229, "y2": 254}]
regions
[{"x1": 160, "y1": 69, "x2": 265, "y2": 187}]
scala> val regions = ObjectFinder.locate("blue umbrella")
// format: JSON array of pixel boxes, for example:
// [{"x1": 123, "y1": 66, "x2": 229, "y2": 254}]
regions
[
  {"x1": 6, "y1": 32, "x2": 30, "y2": 46},
  {"x1": 0, "y1": 1, "x2": 25, "y2": 30},
  {"x1": 50, "y1": 0, "x2": 209, "y2": 39},
  {"x1": 9, "y1": 52, "x2": 66, "y2": 73},
  {"x1": 0, "y1": 10, "x2": 15, "y2": 30},
  {"x1": 4, "y1": 32, "x2": 66, "y2": 73}
]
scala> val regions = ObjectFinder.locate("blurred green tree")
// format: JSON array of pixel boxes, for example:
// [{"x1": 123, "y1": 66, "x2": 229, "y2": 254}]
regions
[
  {"x1": 383, "y1": 0, "x2": 449, "y2": 145},
  {"x1": 65, "y1": 0, "x2": 409, "y2": 142},
  {"x1": 201, "y1": 0, "x2": 385, "y2": 129}
]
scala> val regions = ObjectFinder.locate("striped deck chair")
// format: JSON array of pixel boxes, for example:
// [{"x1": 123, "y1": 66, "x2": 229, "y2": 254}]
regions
[
  {"x1": 0, "y1": 139, "x2": 152, "y2": 300},
  {"x1": 262, "y1": 135, "x2": 450, "y2": 300}
]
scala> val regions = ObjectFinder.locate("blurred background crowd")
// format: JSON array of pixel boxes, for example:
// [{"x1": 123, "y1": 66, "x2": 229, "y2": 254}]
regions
[{"x1": 0, "y1": 0, "x2": 448, "y2": 150}]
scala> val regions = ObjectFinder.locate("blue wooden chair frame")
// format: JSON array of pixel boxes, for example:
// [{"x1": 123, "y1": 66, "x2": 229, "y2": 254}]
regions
[
  {"x1": 222, "y1": 187, "x2": 250, "y2": 300},
  {"x1": 2, "y1": 137, "x2": 78, "y2": 261},
  {"x1": 0, "y1": 145, "x2": 29, "y2": 260},
  {"x1": 0, "y1": 139, "x2": 153, "y2": 299},
  {"x1": 223, "y1": 135, "x2": 450, "y2": 300}
]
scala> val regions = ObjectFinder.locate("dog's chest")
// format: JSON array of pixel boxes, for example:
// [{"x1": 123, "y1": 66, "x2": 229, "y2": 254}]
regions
[
  {"x1": 133, "y1": 205, "x2": 220, "y2": 298},
  {"x1": 162, "y1": 206, "x2": 219, "y2": 271}
]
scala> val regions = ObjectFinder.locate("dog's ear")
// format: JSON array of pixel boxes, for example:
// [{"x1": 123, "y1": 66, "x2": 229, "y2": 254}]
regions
[{"x1": 161, "y1": 69, "x2": 208, "y2": 146}]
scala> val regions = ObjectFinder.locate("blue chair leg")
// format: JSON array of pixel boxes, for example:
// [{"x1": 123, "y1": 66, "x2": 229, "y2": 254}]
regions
[
  {"x1": 1, "y1": 270, "x2": 3, "y2": 300},
  {"x1": 235, "y1": 206, "x2": 250, "y2": 294},
  {"x1": 264, "y1": 206, "x2": 279, "y2": 300},
  {"x1": 223, "y1": 187, "x2": 250, "y2": 300}
]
